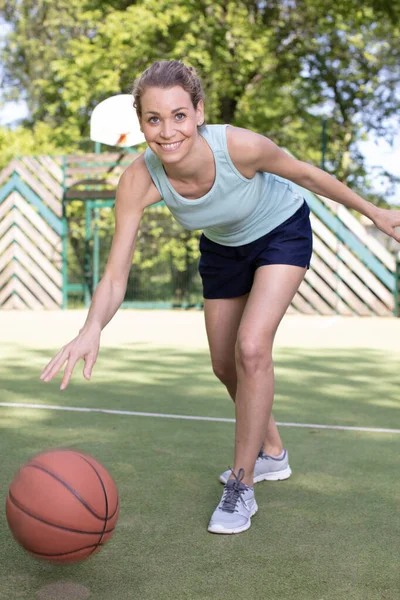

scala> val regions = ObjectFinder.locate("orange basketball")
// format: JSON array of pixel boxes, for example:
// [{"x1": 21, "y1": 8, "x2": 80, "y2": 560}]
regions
[{"x1": 5, "y1": 449, "x2": 119, "y2": 563}]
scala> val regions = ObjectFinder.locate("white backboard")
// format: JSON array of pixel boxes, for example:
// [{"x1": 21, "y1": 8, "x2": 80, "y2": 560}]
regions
[{"x1": 90, "y1": 94, "x2": 146, "y2": 147}]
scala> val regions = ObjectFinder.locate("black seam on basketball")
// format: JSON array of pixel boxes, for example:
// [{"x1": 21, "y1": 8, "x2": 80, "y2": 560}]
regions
[
  {"x1": 82, "y1": 456, "x2": 118, "y2": 520},
  {"x1": 8, "y1": 492, "x2": 114, "y2": 535},
  {"x1": 25, "y1": 543, "x2": 103, "y2": 558},
  {"x1": 75, "y1": 454, "x2": 117, "y2": 519},
  {"x1": 26, "y1": 463, "x2": 105, "y2": 520},
  {"x1": 74, "y1": 454, "x2": 110, "y2": 553}
]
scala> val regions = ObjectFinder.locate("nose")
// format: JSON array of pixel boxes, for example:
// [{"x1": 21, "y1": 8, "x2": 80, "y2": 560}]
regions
[{"x1": 160, "y1": 120, "x2": 175, "y2": 139}]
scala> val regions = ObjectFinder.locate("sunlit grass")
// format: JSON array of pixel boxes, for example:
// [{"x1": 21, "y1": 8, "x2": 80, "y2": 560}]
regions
[{"x1": 0, "y1": 312, "x2": 399, "y2": 599}]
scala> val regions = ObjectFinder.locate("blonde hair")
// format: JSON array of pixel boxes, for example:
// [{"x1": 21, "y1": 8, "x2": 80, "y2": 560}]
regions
[{"x1": 132, "y1": 60, "x2": 205, "y2": 120}]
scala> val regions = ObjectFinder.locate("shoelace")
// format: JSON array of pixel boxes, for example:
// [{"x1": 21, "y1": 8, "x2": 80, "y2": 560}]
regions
[{"x1": 220, "y1": 467, "x2": 247, "y2": 513}]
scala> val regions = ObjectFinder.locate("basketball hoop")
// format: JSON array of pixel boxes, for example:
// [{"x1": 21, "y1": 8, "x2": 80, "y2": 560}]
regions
[{"x1": 90, "y1": 94, "x2": 146, "y2": 148}]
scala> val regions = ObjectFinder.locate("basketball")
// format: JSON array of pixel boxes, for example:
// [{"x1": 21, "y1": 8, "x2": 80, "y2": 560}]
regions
[{"x1": 5, "y1": 449, "x2": 119, "y2": 563}]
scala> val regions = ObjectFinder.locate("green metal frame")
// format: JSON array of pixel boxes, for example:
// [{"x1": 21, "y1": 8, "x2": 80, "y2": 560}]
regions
[
  {"x1": 61, "y1": 143, "x2": 138, "y2": 309},
  {"x1": 59, "y1": 149, "x2": 398, "y2": 315},
  {"x1": 61, "y1": 156, "x2": 90, "y2": 309},
  {"x1": 394, "y1": 254, "x2": 400, "y2": 317},
  {"x1": 61, "y1": 197, "x2": 112, "y2": 309},
  {"x1": 61, "y1": 157, "x2": 69, "y2": 309}
]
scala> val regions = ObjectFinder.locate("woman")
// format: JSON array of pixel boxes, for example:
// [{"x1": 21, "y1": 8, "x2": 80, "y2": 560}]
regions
[{"x1": 41, "y1": 61, "x2": 400, "y2": 535}]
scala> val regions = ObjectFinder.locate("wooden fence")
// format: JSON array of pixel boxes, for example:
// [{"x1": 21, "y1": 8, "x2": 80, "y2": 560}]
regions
[
  {"x1": 0, "y1": 157, "x2": 63, "y2": 309},
  {"x1": 0, "y1": 153, "x2": 398, "y2": 315}
]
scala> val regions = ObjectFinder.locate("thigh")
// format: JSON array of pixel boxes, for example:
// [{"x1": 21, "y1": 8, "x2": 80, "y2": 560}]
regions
[
  {"x1": 237, "y1": 264, "x2": 306, "y2": 347},
  {"x1": 204, "y1": 295, "x2": 248, "y2": 366}
]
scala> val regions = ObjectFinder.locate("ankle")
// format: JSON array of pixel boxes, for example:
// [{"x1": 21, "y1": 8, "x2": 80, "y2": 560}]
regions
[
  {"x1": 229, "y1": 470, "x2": 254, "y2": 488},
  {"x1": 262, "y1": 445, "x2": 284, "y2": 457},
  {"x1": 241, "y1": 476, "x2": 254, "y2": 487}
]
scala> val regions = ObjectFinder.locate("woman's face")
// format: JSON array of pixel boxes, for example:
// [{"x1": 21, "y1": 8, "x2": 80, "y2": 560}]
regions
[{"x1": 139, "y1": 86, "x2": 204, "y2": 165}]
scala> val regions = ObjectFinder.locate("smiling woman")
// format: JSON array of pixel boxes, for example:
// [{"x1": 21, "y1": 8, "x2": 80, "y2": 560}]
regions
[
  {"x1": 140, "y1": 85, "x2": 207, "y2": 171},
  {"x1": 41, "y1": 60, "x2": 400, "y2": 537}
]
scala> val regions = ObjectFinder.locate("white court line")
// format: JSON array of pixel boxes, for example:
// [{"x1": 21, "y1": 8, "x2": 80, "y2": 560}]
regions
[{"x1": 0, "y1": 402, "x2": 399, "y2": 434}]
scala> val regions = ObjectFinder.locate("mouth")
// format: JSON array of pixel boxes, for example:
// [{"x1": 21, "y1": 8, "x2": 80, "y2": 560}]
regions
[{"x1": 157, "y1": 140, "x2": 184, "y2": 152}]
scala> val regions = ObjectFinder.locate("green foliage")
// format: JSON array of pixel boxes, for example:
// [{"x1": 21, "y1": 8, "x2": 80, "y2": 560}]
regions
[
  {"x1": 1, "y1": 0, "x2": 399, "y2": 200},
  {"x1": 1, "y1": 0, "x2": 399, "y2": 303},
  {"x1": 0, "y1": 0, "x2": 399, "y2": 307},
  {"x1": 0, "y1": 123, "x2": 72, "y2": 170},
  {"x1": 135, "y1": 206, "x2": 201, "y2": 302},
  {"x1": 65, "y1": 202, "x2": 202, "y2": 303}
]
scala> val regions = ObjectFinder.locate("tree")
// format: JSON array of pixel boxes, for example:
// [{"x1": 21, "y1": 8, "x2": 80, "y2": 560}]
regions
[
  {"x1": 0, "y1": 123, "x2": 73, "y2": 170},
  {"x1": 262, "y1": 0, "x2": 400, "y2": 195},
  {"x1": 1, "y1": 0, "x2": 399, "y2": 200}
]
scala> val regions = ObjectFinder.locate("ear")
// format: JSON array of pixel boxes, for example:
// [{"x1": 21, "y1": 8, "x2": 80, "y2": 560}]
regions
[{"x1": 196, "y1": 99, "x2": 205, "y2": 127}]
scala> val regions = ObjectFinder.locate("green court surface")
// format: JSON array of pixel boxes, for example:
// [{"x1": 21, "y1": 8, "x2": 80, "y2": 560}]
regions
[{"x1": 0, "y1": 311, "x2": 399, "y2": 600}]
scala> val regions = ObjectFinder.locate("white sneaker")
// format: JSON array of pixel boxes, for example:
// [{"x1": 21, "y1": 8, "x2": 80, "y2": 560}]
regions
[
  {"x1": 219, "y1": 449, "x2": 292, "y2": 485},
  {"x1": 208, "y1": 469, "x2": 258, "y2": 534}
]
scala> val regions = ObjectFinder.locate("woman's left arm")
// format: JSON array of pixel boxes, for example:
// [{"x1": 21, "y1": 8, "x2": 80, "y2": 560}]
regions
[{"x1": 227, "y1": 126, "x2": 400, "y2": 242}]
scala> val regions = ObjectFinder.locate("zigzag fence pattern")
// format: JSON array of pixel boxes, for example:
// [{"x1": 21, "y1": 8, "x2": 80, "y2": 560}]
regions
[
  {"x1": 0, "y1": 154, "x2": 398, "y2": 315},
  {"x1": 0, "y1": 157, "x2": 63, "y2": 309},
  {"x1": 294, "y1": 187, "x2": 396, "y2": 316}
]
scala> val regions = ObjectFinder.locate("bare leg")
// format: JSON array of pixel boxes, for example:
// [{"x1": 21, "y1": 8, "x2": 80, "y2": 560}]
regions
[
  {"x1": 231, "y1": 264, "x2": 307, "y2": 486},
  {"x1": 219, "y1": 377, "x2": 282, "y2": 456},
  {"x1": 204, "y1": 294, "x2": 283, "y2": 458},
  {"x1": 226, "y1": 382, "x2": 283, "y2": 456},
  {"x1": 263, "y1": 415, "x2": 284, "y2": 456}
]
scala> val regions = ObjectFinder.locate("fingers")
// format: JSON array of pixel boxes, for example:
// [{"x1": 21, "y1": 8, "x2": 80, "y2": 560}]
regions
[
  {"x1": 41, "y1": 343, "x2": 98, "y2": 390},
  {"x1": 60, "y1": 354, "x2": 81, "y2": 391},
  {"x1": 40, "y1": 345, "x2": 80, "y2": 391},
  {"x1": 376, "y1": 214, "x2": 400, "y2": 242},
  {"x1": 40, "y1": 347, "x2": 69, "y2": 383},
  {"x1": 391, "y1": 229, "x2": 400, "y2": 244},
  {"x1": 83, "y1": 352, "x2": 97, "y2": 380},
  {"x1": 391, "y1": 221, "x2": 400, "y2": 243}
]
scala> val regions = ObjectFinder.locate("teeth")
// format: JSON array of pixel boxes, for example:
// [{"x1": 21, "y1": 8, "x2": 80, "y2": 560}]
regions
[{"x1": 160, "y1": 142, "x2": 181, "y2": 149}]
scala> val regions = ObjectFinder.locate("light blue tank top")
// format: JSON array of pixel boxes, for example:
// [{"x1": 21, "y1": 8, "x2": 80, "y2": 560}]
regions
[{"x1": 144, "y1": 124, "x2": 304, "y2": 246}]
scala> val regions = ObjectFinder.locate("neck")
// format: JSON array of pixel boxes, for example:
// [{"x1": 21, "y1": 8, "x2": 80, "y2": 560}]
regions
[{"x1": 163, "y1": 134, "x2": 208, "y2": 182}]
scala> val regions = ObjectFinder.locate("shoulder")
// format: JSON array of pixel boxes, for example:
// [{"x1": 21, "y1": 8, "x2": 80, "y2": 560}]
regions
[
  {"x1": 226, "y1": 126, "x2": 310, "y2": 181},
  {"x1": 226, "y1": 126, "x2": 294, "y2": 177},
  {"x1": 143, "y1": 146, "x2": 161, "y2": 171},
  {"x1": 225, "y1": 126, "x2": 271, "y2": 178},
  {"x1": 117, "y1": 154, "x2": 161, "y2": 209},
  {"x1": 226, "y1": 126, "x2": 267, "y2": 159},
  {"x1": 199, "y1": 123, "x2": 227, "y2": 147}
]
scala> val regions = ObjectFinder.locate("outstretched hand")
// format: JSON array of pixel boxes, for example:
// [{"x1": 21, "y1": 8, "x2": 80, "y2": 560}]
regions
[
  {"x1": 372, "y1": 208, "x2": 400, "y2": 243},
  {"x1": 40, "y1": 327, "x2": 101, "y2": 390}
]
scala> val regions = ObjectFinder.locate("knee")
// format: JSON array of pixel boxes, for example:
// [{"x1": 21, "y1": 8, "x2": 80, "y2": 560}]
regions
[
  {"x1": 235, "y1": 335, "x2": 273, "y2": 376},
  {"x1": 211, "y1": 359, "x2": 236, "y2": 386}
]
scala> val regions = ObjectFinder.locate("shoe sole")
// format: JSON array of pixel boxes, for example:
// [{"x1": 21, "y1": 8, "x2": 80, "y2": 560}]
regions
[
  {"x1": 219, "y1": 466, "x2": 292, "y2": 485},
  {"x1": 208, "y1": 502, "x2": 258, "y2": 535},
  {"x1": 254, "y1": 465, "x2": 292, "y2": 483}
]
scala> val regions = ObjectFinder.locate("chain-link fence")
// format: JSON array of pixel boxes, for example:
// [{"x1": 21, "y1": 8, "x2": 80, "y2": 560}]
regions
[{"x1": 66, "y1": 201, "x2": 203, "y2": 308}]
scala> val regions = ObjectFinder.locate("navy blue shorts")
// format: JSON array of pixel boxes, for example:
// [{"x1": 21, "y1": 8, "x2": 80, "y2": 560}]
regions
[{"x1": 198, "y1": 201, "x2": 313, "y2": 299}]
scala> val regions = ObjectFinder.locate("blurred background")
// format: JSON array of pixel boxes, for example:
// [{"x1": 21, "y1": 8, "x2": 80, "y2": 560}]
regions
[
  {"x1": 0, "y1": 0, "x2": 399, "y2": 310},
  {"x1": 1, "y1": 1, "x2": 399, "y2": 200}
]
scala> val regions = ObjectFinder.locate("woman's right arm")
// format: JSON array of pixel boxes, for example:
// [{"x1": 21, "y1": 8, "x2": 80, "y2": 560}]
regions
[{"x1": 40, "y1": 155, "x2": 161, "y2": 390}]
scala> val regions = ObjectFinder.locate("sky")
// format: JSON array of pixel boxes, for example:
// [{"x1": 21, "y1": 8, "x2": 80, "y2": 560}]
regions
[{"x1": 359, "y1": 136, "x2": 400, "y2": 202}]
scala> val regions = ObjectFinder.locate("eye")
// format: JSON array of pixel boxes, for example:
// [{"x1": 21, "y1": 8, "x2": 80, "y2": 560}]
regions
[
  {"x1": 175, "y1": 113, "x2": 186, "y2": 121},
  {"x1": 148, "y1": 116, "x2": 159, "y2": 124}
]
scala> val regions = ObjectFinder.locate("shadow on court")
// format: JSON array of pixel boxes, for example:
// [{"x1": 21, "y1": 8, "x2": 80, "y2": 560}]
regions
[
  {"x1": 0, "y1": 396, "x2": 399, "y2": 600},
  {"x1": 0, "y1": 344, "x2": 399, "y2": 599},
  {"x1": 0, "y1": 343, "x2": 399, "y2": 429}
]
